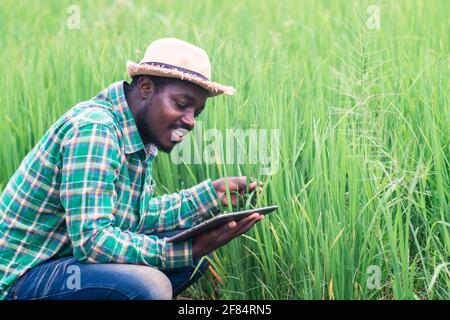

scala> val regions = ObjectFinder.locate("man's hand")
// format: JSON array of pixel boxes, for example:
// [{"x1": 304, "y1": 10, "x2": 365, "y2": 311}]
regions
[
  {"x1": 212, "y1": 176, "x2": 263, "y2": 207},
  {"x1": 192, "y1": 213, "x2": 264, "y2": 259}
]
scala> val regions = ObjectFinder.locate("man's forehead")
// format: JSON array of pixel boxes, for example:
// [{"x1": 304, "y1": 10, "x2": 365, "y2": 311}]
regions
[{"x1": 166, "y1": 81, "x2": 207, "y2": 103}]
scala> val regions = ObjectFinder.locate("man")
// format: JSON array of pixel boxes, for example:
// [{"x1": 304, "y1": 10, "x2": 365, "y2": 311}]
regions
[{"x1": 0, "y1": 38, "x2": 264, "y2": 300}]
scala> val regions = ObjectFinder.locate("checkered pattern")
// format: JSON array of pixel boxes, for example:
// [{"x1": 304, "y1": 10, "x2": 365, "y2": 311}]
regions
[{"x1": 0, "y1": 81, "x2": 221, "y2": 299}]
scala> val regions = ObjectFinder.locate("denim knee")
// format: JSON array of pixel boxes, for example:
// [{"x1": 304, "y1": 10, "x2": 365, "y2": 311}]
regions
[{"x1": 118, "y1": 265, "x2": 173, "y2": 300}]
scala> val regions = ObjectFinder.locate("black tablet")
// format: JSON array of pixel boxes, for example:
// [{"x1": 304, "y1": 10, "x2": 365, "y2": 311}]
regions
[{"x1": 166, "y1": 205, "x2": 278, "y2": 243}]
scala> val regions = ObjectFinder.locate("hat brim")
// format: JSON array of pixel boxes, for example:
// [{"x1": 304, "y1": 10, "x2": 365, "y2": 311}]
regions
[{"x1": 126, "y1": 60, "x2": 235, "y2": 97}]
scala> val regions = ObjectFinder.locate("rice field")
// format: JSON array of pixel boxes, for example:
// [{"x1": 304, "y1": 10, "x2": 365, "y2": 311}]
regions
[{"x1": 0, "y1": 0, "x2": 448, "y2": 299}]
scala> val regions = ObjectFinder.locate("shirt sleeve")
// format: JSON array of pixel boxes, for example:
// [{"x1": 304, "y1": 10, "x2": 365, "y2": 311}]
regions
[
  {"x1": 136, "y1": 179, "x2": 222, "y2": 234},
  {"x1": 60, "y1": 123, "x2": 192, "y2": 269}
]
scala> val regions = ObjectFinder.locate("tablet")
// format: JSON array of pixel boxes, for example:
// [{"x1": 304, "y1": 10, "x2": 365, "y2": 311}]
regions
[{"x1": 166, "y1": 205, "x2": 278, "y2": 243}]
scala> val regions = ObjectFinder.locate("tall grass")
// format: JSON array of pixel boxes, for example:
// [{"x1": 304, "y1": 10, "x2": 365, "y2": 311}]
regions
[{"x1": 0, "y1": 0, "x2": 448, "y2": 299}]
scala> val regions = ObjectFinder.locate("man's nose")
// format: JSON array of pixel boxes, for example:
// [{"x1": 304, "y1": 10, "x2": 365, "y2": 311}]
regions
[{"x1": 181, "y1": 114, "x2": 195, "y2": 131}]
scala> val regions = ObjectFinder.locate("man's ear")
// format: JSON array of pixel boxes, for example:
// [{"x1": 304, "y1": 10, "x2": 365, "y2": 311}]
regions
[{"x1": 137, "y1": 76, "x2": 154, "y2": 98}]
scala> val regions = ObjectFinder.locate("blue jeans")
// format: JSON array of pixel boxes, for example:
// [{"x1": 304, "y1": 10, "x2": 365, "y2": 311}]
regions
[{"x1": 5, "y1": 229, "x2": 209, "y2": 300}]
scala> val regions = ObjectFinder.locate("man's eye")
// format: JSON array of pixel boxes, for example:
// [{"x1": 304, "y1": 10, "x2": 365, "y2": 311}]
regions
[{"x1": 176, "y1": 102, "x2": 187, "y2": 109}]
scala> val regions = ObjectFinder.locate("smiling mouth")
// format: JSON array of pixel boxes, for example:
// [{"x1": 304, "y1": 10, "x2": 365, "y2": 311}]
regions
[{"x1": 170, "y1": 128, "x2": 190, "y2": 142}]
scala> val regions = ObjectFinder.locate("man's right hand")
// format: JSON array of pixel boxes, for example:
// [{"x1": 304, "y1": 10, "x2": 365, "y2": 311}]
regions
[{"x1": 192, "y1": 213, "x2": 265, "y2": 259}]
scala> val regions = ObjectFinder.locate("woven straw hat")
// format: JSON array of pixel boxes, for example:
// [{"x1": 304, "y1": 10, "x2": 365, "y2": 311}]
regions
[{"x1": 126, "y1": 38, "x2": 235, "y2": 97}]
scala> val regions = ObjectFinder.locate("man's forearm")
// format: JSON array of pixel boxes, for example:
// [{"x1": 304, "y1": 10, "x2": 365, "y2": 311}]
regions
[{"x1": 136, "y1": 179, "x2": 221, "y2": 234}]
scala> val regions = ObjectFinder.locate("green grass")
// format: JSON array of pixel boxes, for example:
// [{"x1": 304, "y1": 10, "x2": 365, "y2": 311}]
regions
[{"x1": 0, "y1": 0, "x2": 448, "y2": 299}]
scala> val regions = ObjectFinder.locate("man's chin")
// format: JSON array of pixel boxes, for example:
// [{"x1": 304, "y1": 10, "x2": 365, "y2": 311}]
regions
[
  {"x1": 153, "y1": 141, "x2": 176, "y2": 153},
  {"x1": 158, "y1": 146, "x2": 174, "y2": 153}
]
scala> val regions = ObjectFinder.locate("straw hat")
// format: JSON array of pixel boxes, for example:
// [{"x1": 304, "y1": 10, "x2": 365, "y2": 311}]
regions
[{"x1": 126, "y1": 38, "x2": 235, "y2": 97}]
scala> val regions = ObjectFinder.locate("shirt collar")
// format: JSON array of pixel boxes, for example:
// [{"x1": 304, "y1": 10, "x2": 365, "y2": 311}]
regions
[{"x1": 99, "y1": 81, "x2": 158, "y2": 158}]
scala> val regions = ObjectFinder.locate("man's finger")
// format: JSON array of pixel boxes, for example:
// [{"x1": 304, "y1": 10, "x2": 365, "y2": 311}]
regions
[
  {"x1": 220, "y1": 214, "x2": 257, "y2": 236},
  {"x1": 239, "y1": 214, "x2": 264, "y2": 232},
  {"x1": 235, "y1": 219, "x2": 261, "y2": 236},
  {"x1": 237, "y1": 176, "x2": 259, "y2": 191},
  {"x1": 225, "y1": 220, "x2": 237, "y2": 230},
  {"x1": 215, "y1": 220, "x2": 236, "y2": 235},
  {"x1": 237, "y1": 213, "x2": 260, "y2": 225},
  {"x1": 215, "y1": 220, "x2": 237, "y2": 242},
  {"x1": 218, "y1": 214, "x2": 263, "y2": 243},
  {"x1": 237, "y1": 222, "x2": 257, "y2": 236},
  {"x1": 232, "y1": 214, "x2": 261, "y2": 233},
  {"x1": 248, "y1": 179, "x2": 263, "y2": 191},
  {"x1": 235, "y1": 176, "x2": 248, "y2": 191}
]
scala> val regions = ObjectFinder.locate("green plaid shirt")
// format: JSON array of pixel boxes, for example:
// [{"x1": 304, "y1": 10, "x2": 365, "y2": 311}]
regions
[{"x1": 0, "y1": 81, "x2": 221, "y2": 299}]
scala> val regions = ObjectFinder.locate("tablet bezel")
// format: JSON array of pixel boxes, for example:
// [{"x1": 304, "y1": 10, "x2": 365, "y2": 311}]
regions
[{"x1": 166, "y1": 205, "x2": 278, "y2": 243}]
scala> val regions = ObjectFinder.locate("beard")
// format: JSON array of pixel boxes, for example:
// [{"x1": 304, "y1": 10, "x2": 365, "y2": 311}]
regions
[{"x1": 135, "y1": 101, "x2": 173, "y2": 154}]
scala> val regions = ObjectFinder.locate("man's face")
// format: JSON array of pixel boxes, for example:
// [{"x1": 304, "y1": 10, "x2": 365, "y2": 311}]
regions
[{"x1": 133, "y1": 78, "x2": 207, "y2": 153}]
